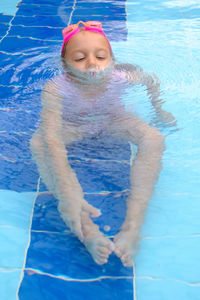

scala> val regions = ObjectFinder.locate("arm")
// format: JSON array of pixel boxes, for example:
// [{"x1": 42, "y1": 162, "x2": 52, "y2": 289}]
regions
[
  {"x1": 39, "y1": 81, "x2": 87, "y2": 240},
  {"x1": 124, "y1": 64, "x2": 177, "y2": 126}
]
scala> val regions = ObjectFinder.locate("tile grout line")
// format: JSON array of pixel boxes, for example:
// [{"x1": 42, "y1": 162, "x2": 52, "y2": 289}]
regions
[
  {"x1": 133, "y1": 262, "x2": 137, "y2": 300},
  {"x1": 68, "y1": 0, "x2": 77, "y2": 27},
  {"x1": 0, "y1": 0, "x2": 22, "y2": 45},
  {"x1": 16, "y1": 177, "x2": 41, "y2": 300},
  {"x1": 135, "y1": 275, "x2": 200, "y2": 287},
  {"x1": 16, "y1": 1, "x2": 75, "y2": 297},
  {"x1": 129, "y1": 142, "x2": 136, "y2": 300},
  {"x1": 25, "y1": 268, "x2": 133, "y2": 282}
]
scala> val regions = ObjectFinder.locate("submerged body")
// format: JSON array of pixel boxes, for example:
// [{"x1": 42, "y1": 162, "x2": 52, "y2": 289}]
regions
[
  {"x1": 54, "y1": 66, "x2": 128, "y2": 137},
  {"x1": 30, "y1": 24, "x2": 173, "y2": 267}
]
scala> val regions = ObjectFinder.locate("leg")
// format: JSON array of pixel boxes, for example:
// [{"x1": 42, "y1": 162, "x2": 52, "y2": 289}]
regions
[
  {"x1": 108, "y1": 114, "x2": 165, "y2": 267},
  {"x1": 113, "y1": 223, "x2": 140, "y2": 267},
  {"x1": 30, "y1": 129, "x2": 56, "y2": 194},
  {"x1": 30, "y1": 126, "x2": 101, "y2": 234},
  {"x1": 81, "y1": 211, "x2": 114, "y2": 265},
  {"x1": 30, "y1": 124, "x2": 85, "y2": 195}
]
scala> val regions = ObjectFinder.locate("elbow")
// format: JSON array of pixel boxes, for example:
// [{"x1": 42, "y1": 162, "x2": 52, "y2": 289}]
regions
[
  {"x1": 143, "y1": 128, "x2": 166, "y2": 154},
  {"x1": 153, "y1": 130, "x2": 165, "y2": 150}
]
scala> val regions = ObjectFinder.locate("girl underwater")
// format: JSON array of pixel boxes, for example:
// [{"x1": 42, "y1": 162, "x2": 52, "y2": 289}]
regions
[{"x1": 31, "y1": 21, "x2": 175, "y2": 267}]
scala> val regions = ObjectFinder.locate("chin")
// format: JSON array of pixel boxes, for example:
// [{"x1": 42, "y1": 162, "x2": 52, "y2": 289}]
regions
[{"x1": 84, "y1": 66, "x2": 108, "y2": 73}]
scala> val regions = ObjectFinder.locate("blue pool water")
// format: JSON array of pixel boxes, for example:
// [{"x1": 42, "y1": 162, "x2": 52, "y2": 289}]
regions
[{"x1": 0, "y1": 0, "x2": 200, "y2": 299}]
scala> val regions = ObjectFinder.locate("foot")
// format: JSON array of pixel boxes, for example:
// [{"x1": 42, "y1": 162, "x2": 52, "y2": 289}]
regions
[
  {"x1": 81, "y1": 210, "x2": 114, "y2": 265},
  {"x1": 114, "y1": 228, "x2": 140, "y2": 267},
  {"x1": 82, "y1": 200, "x2": 101, "y2": 218},
  {"x1": 83, "y1": 230, "x2": 114, "y2": 265}
]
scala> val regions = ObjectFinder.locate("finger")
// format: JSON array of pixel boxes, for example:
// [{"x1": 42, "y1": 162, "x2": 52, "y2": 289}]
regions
[{"x1": 82, "y1": 201, "x2": 101, "y2": 218}]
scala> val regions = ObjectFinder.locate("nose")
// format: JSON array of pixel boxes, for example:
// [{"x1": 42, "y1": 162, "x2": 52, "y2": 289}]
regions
[{"x1": 87, "y1": 55, "x2": 97, "y2": 69}]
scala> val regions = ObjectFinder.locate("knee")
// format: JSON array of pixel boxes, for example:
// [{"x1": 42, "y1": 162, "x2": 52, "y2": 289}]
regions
[
  {"x1": 30, "y1": 131, "x2": 43, "y2": 153},
  {"x1": 144, "y1": 128, "x2": 165, "y2": 153}
]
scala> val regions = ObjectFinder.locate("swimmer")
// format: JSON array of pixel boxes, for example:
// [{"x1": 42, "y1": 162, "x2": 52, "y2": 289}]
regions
[{"x1": 30, "y1": 21, "x2": 175, "y2": 267}]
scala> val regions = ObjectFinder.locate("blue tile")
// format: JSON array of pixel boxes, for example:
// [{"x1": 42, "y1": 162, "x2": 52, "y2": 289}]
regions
[
  {"x1": 19, "y1": 270, "x2": 133, "y2": 300},
  {"x1": 10, "y1": 25, "x2": 62, "y2": 41},
  {"x1": 25, "y1": 231, "x2": 132, "y2": 279},
  {"x1": 31, "y1": 193, "x2": 66, "y2": 233},
  {"x1": 20, "y1": 0, "x2": 74, "y2": 5},
  {"x1": 0, "y1": 23, "x2": 9, "y2": 37},
  {"x1": 16, "y1": 3, "x2": 71, "y2": 16},
  {"x1": 67, "y1": 137, "x2": 131, "y2": 161},
  {"x1": 70, "y1": 159, "x2": 130, "y2": 193},
  {"x1": 85, "y1": 193, "x2": 128, "y2": 236},
  {"x1": 13, "y1": 15, "x2": 65, "y2": 27},
  {"x1": 0, "y1": 131, "x2": 32, "y2": 159},
  {"x1": 0, "y1": 13, "x2": 13, "y2": 23},
  {"x1": 0, "y1": 64, "x2": 58, "y2": 86},
  {"x1": 0, "y1": 36, "x2": 58, "y2": 53},
  {"x1": 32, "y1": 192, "x2": 127, "y2": 236},
  {"x1": 0, "y1": 67, "x2": 15, "y2": 85},
  {"x1": 0, "y1": 270, "x2": 21, "y2": 300},
  {"x1": 0, "y1": 158, "x2": 39, "y2": 191},
  {"x1": 135, "y1": 277, "x2": 200, "y2": 300},
  {"x1": 0, "y1": 136, "x2": 131, "y2": 193}
]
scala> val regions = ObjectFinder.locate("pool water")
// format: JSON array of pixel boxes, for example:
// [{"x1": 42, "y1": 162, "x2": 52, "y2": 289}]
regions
[{"x1": 0, "y1": 0, "x2": 200, "y2": 299}]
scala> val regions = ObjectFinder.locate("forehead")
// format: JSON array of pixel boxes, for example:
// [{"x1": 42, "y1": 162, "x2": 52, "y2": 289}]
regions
[{"x1": 66, "y1": 30, "x2": 110, "y2": 52}]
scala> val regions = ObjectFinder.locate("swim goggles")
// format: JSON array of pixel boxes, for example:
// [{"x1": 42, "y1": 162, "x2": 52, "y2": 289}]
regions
[{"x1": 61, "y1": 20, "x2": 112, "y2": 54}]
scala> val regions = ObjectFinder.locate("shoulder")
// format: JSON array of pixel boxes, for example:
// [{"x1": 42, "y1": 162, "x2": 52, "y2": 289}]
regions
[
  {"x1": 113, "y1": 63, "x2": 145, "y2": 83},
  {"x1": 114, "y1": 63, "x2": 143, "y2": 73},
  {"x1": 42, "y1": 73, "x2": 70, "y2": 97}
]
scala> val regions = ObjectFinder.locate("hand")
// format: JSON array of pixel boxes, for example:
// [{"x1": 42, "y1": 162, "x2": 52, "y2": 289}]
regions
[
  {"x1": 58, "y1": 200, "x2": 84, "y2": 241},
  {"x1": 159, "y1": 110, "x2": 177, "y2": 127},
  {"x1": 58, "y1": 199, "x2": 101, "y2": 242}
]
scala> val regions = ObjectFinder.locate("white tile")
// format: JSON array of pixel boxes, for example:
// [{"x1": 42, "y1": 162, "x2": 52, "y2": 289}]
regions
[
  {"x1": 0, "y1": 0, "x2": 20, "y2": 16},
  {"x1": 135, "y1": 236, "x2": 200, "y2": 283},
  {"x1": 142, "y1": 192, "x2": 200, "y2": 236},
  {"x1": 0, "y1": 190, "x2": 35, "y2": 229},
  {"x1": 135, "y1": 277, "x2": 200, "y2": 300},
  {"x1": 0, "y1": 226, "x2": 30, "y2": 268},
  {"x1": 0, "y1": 191, "x2": 35, "y2": 269},
  {"x1": 0, "y1": 270, "x2": 21, "y2": 300}
]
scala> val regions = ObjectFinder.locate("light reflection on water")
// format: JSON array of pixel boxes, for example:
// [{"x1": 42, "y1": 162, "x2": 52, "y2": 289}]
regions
[
  {"x1": 1, "y1": 4, "x2": 199, "y2": 216},
  {"x1": 0, "y1": 3, "x2": 200, "y2": 296},
  {"x1": 0, "y1": 48, "x2": 179, "y2": 140},
  {"x1": 39, "y1": 59, "x2": 178, "y2": 141}
]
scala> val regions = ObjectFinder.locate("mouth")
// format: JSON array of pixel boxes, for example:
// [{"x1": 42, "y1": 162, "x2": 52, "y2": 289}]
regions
[
  {"x1": 64, "y1": 60, "x2": 113, "y2": 83},
  {"x1": 87, "y1": 70, "x2": 98, "y2": 76}
]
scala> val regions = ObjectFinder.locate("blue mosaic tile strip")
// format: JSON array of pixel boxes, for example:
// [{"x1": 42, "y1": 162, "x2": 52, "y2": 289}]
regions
[
  {"x1": 19, "y1": 271, "x2": 133, "y2": 300},
  {"x1": 0, "y1": 134, "x2": 131, "y2": 192},
  {"x1": 0, "y1": 12, "x2": 13, "y2": 38},
  {"x1": 0, "y1": 13, "x2": 13, "y2": 24},
  {"x1": 16, "y1": 3, "x2": 73, "y2": 16},
  {"x1": 0, "y1": 22, "x2": 10, "y2": 37},
  {"x1": 31, "y1": 191, "x2": 128, "y2": 236},
  {"x1": 20, "y1": 137, "x2": 133, "y2": 298},
  {"x1": 0, "y1": 0, "x2": 132, "y2": 298},
  {"x1": 25, "y1": 230, "x2": 132, "y2": 279}
]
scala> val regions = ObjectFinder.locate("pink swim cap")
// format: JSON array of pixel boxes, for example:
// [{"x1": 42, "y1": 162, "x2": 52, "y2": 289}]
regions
[{"x1": 61, "y1": 20, "x2": 112, "y2": 54}]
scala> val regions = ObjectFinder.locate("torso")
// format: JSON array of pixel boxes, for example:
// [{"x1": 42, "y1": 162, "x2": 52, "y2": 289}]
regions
[{"x1": 52, "y1": 65, "x2": 129, "y2": 136}]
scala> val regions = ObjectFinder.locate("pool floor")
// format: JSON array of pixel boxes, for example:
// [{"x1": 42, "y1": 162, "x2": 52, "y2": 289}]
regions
[{"x1": 0, "y1": 0, "x2": 200, "y2": 299}]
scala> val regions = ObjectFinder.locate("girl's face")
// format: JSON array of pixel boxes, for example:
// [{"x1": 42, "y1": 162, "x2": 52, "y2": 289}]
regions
[{"x1": 64, "y1": 30, "x2": 112, "y2": 73}]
